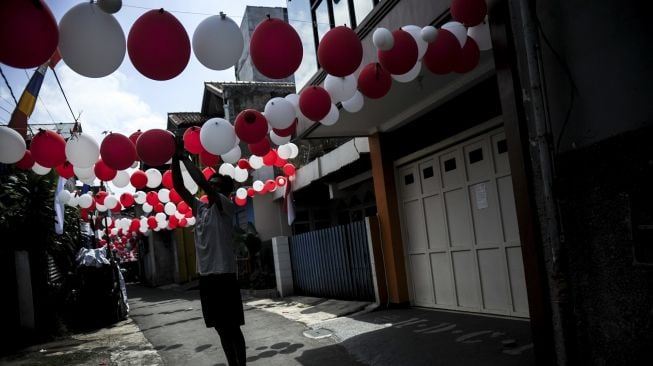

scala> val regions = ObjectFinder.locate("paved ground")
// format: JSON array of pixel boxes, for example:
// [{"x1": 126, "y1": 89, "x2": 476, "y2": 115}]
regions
[{"x1": 0, "y1": 283, "x2": 534, "y2": 365}]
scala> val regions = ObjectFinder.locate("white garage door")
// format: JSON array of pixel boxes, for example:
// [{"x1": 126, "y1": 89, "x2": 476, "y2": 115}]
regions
[{"x1": 397, "y1": 128, "x2": 529, "y2": 317}]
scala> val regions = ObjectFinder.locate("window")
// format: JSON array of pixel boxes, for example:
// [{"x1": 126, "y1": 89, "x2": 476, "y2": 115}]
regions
[
  {"x1": 288, "y1": 0, "x2": 318, "y2": 88},
  {"x1": 314, "y1": 0, "x2": 331, "y2": 42},
  {"x1": 332, "y1": 0, "x2": 351, "y2": 27},
  {"x1": 353, "y1": 0, "x2": 374, "y2": 26}
]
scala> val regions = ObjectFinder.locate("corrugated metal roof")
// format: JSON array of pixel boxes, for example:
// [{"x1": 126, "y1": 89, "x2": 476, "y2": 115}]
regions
[{"x1": 167, "y1": 112, "x2": 207, "y2": 127}]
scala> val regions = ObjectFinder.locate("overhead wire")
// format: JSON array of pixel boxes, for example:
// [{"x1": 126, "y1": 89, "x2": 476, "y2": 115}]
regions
[{"x1": 0, "y1": 66, "x2": 19, "y2": 105}]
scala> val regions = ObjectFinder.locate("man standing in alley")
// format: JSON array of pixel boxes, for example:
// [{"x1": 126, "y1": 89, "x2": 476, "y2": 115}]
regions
[{"x1": 171, "y1": 140, "x2": 246, "y2": 366}]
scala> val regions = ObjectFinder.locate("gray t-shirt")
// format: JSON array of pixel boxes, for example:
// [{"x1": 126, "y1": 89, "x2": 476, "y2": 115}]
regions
[{"x1": 191, "y1": 195, "x2": 237, "y2": 275}]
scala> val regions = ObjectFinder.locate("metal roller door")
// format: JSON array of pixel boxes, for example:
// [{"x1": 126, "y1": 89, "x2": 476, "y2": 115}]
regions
[{"x1": 397, "y1": 128, "x2": 529, "y2": 317}]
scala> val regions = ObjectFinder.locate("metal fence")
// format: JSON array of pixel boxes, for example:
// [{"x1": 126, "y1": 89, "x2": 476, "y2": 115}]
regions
[{"x1": 289, "y1": 220, "x2": 375, "y2": 301}]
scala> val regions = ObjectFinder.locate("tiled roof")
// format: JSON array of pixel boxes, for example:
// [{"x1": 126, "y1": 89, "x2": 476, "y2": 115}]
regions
[{"x1": 167, "y1": 112, "x2": 207, "y2": 127}]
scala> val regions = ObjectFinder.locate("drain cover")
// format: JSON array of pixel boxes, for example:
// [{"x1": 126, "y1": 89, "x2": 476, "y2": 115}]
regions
[{"x1": 303, "y1": 328, "x2": 334, "y2": 339}]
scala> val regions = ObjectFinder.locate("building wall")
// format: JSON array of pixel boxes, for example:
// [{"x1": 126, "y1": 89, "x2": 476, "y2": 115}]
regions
[
  {"x1": 236, "y1": 6, "x2": 294, "y2": 83},
  {"x1": 252, "y1": 193, "x2": 291, "y2": 242}
]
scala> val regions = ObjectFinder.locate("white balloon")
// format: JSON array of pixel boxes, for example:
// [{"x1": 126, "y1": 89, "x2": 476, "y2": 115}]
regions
[
  {"x1": 111, "y1": 170, "x2": 129, "y2": 188},
  {"x1": 421, "y1": 26, "x2": 438, "y2": 43},
  {"x1": 78, "y1": 193, "x2": 94, "y2": 209},
  {"x1": 104, "y1": 217, "x2": 113, "y2": 228},
  {"x1": 373, "y1": 27, "x2": 394, "y2": 51},
  {"x1": 57, "y1": 190, "x2": 72, "y2": 204},
  {"x1": 158, "y1": 188, "x2": 170, "y2": 203},
  {"x1": 145, "y1": 168, "x2": 162, "y2": 188},
  {"x1": 111, "y1": 228, "x2": 119, "y2": 236},
  {"x1": 321, "y1": 104, "x2": 340, "y2": 126},
  {"x1": 131, "y1": 160, "x2": 140, "y2": 169},
  {"x1": 200, "y1": 118, "x2": 237, "y2": 155},
  {"x1": 252, "y1": 180, "x2": 264, "y2": 192},
  {"x1": 324, "y1": 74, "x2": 357, "y2": 103},
  {"x1": 164, "y1": 202, "x2": 176, "y2": 216},
  {"x1": 157, "y1": 220, "x2": 167, "y2": 229},
  {"x1": 0, "y1": 127, "x2": 26, "y2": 164},
  {"x1": 264, "y1": 97, "x2": 296, "y2": 129},
  {"x1": 96, "y1": 0, "x2": 122, "y2": 14},
  {"x1": 218, "y1": 163, "x2": 235, "y2": 178},
  {"x1": 221, "y1": 145, "x2": 241, "y2": 164},
  {"x1": 142, "y1": 202, "x2": 153, "y2": 213},
  {"x1": 66, "y1": 195, "x2": 79, "y2": 207},
  {"x1": 269, "y1": 130, "x2": 291, "y2": 146},
  {"x1": 401, "y1": 25, "x2": 428, "y2": 60},
  {"x1": 104, "y1": 195, "x2": 118, "y2": 209},
  {"x1": 193, "y1": 13, "x2": 244, "y2": 70},
  {"x1": 341, "y1": 91, "x2": 364, "y2": 113},
  {"x1": 277, "y1": 144, "x2": 292, "y2": 159},
  {"x1": 392, "y1": 61, "x2": 422, "y2": 83},
  {"x1": 468, "y1": 17, "x2": 492, "y2": 51},
  {"x1": 155, "y1": 212, "x2": 166, "y2": 222},
  {"x1": 288, "y1": 143, "x2": 299, "y2": 159},
  {"x1": 58, "y1": 2, "x2": 125, "y2": 78},
  {"x1": 234, "y1": 167, "x2": 248, "y2": 183},
  {"x1": 284, "y1": 93, "x2": 300, "y2": 114},
  {"x1": 96, "y1": 203, "x2": 108, "y2": 212},
  {"x1": 134, "y1": 191, "x2": 146, "y2": 204},
  {"x1": 81, "y1": 175, "x2": 97, "y2": 186},
  {"x1": 186, "y1": 217, "x2": 196, "y2": 226},
  {"x1": 32, "y1": 162, "x2": 51, "y2": 175},
  {"x1": 442, "y1": 21, "x2": 467, "y2": 47},
  {"x1": 248, "y1": 155, "x2": 263, "y2": 170},
  {"x1": 139, "y1": 226, "x2": 148, "y2": 234},
  {"x1": 73, "y1": 165, "x2": 93, "y2": 179},
  {"x1": 174, "y1": 211, "x2": 185, "y2": 220},
  {"x1": 236, "y1": 187, "x2": 248, "y2": 199}
]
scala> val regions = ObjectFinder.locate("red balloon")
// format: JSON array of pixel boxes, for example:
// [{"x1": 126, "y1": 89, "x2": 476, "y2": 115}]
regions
[
  {"x1": 264, "y1": 180, "x2": 277, "y2": 192},
  {"x1": 169, "y1": 188, "x2": 182, "y2": 204},
  {"x1": 136, "y1": 129, "x2": 176, "y2": 166},
  {"x1": 249, "y1": 17, "x2": 303, "y2": 79},
  {"x1": 178, "y1": 218, "x2": 188, "y2": 227},
  {"x1": 146, "y1": 191, "x2": 160, "y2": 206},
  {"x1": 262, "y1": 149, "x2": 278, "y2": 166},
  {"x1": 317, "y1": 26, "x2": 362, "y2": 77},
  {"x1": 234, "y1": 196, "x2": 247, "y2": 207},
  {"x1": 283, "y1": 163, "x2": 296, "y2": 176},
  {"x1": 358, "y1": 63, "x2": 392, "y2": 99},
  {"x1": 453, "y1": 37, "x2": 480, "y2": 73},
  {"x1": 0, "y1": 0, "x2": 58, "y2": 68},
  {"x1": 30, "y1": 130, "x2": 66, "y2": 168},
  {"x1": 94, "y1": 159, "x2": 117, "y2": 181},
  {"x1": 234, "y1": 109, "x2": 268, "y2": 144},
  {"x1": 185, "y1": 209, "x2": 193, "y2": 218},
  {"x1": 200, "y1": 149, "x2": 220, "y2": 167},
  {"x1": 199, "y1": 194, "x2": 209, "y2": 203},
  {"x1": 275, "y1": 176, "x2": 287, "y2": 187},
  {"x1": 162, "y1": 170, "x2": 173, "y2": 189},
  {"x1": 248, "y1": 137, "x2": 271, "y2": 157},
  {"x1": 378, "y1": 29, "x2": 418, "y2": 75},
  {"x1": 111, "y1": 202, "x2": 123, "y2": 213},
  {"x1": 16, "y1": 150, "x2": 34, "y2": 170},
  {"x1": 247, "y1": 188, "x2": 256, "y2": 197},
  {"x1": 101, "y1": 132, "x2": 137, "y2": 170},
  {"x1": 168, "y1": 215, "x2": 179, "y2": 228},
  {"x1": 451, "y1": 0, "x2": 487, "y2": 27},
  {"x1": 130, "y1": 170, "x2": 148, "y2": 189},
  {"x1": 95, "y1": 191, "x2": 108, "y2": 205},
  {"x1": 183, "y1": 126, "x2": 202, "y2": 154},
  {"x1": 128, "y1": 9, "x2": 190, "y2": 80},
  {"x1": 299, "y1": 86, "x2": 331, "y2": 121},
  {"x1": 56, "y1": 161, "x2": 75, "y2": 179},
  {"x1": 272, "y1": 118, "x2": 297, "y2": 137},
  {"x1": 129, "y1": 130, "x2": 143, "y2": 146},
  {"x1": 202, "y1": 167, "x2": 216, "y2": 180},
  {"x1": 423, "y1": 29, "x2": 461, "y2": 75},
  {"x1": 154, "y1": 202, "x2": 164, "y2": 213},
  {"x1": 147, "y1": 216, "x2": 157, "y2": 229},
  {"x1": 274, "y1": 156, "x2": 287, "y2": 167},
  {"x1": 177, "y1": 201, "x2": 189, "y2": 214},
  {"x1": 237, "y1": 159, "x2": 251, "y2": 170},
  {"x1": 120, "y1": 192, "x2": 135, "y2": 207}
]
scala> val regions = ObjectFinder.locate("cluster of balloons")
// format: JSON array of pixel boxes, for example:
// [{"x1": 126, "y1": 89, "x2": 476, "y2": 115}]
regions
[{"x1": 0, "y1": 0, "x2": 245, "y2": 80}]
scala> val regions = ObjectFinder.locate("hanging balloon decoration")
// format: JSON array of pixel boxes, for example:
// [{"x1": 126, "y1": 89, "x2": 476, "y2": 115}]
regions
[
  {"x1": 451, "y1": 0, "x2": 487, "y2": 27},
  {"x1": 234, "y1": 110, "x2": 269, "y2": 144},
  {"x1": 30, "y1": 129, "x2": 66, "y2": 168},
  {"x1": 0, "y1": 0, "x2": 59, "y2": 69},
  {"x1": 65, "y1": 133, "x2": 100, "y2": 168},
  {"x1": 0, "y1": 126, "x2": 27, "y2": 164},
  {"x1": 136, "y1": 129, "x2": 176, "y2": 166},
  {"x1": 453, "y1": 37, "x2": 480, "y2": 73},
  {"x1": 357, "y1": 63, "x2": 392, "y2": 99},
  {"x1": 249, "y1": 17, "x2": 303, "y2": 79},
  {"x1": 128, "y1": 9, "x2": 190, "y2": 80},
  {"x1": 183, "y1": 127, "x2": 203, "y2": 154},
  {"x1": 317, "y1": 26, "x2": 363, "y2": 77},
  {"x1": 97, "y1": 0, "x2": 122, "y2": 14},
  {"x1": 100, "y1": 132, "x2": 137, "y2": 170},
  {"x1": 200, "y1": 118, "x2": 237, "y2": 156},
  {"x1": 193, "y1": 12, "x2": 244, "y2": 70},
  {"x1": 378, "y1": 29, "x2": 418, "y2": 75},
  {"x1": 299, "y1": 86, "x2": 331, "y2": 122},
  {"x1": 15, "y1": 151, "x2": 34, "y2": 170},
  {"x1": 58, "y1": 2, "x2": 125, "y2": 78},
  {"x1": 423, "y1": 29, "x2": 461, "y2": 75}
]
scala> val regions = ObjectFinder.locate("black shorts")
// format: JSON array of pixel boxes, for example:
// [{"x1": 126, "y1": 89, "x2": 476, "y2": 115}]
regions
[{"x1": 198, "y1": 273, "x2": 245, "y2": 328}]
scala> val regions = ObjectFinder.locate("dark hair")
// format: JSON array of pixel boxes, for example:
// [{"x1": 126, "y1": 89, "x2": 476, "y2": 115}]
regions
[{"x1": 209, "y1": 173, "x2": 234, "y2": 195}]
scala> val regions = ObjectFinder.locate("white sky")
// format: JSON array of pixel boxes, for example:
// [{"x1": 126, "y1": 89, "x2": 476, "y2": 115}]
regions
[{"x1": 0, "y1": 0, "x2": 288, "y2": 193}]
